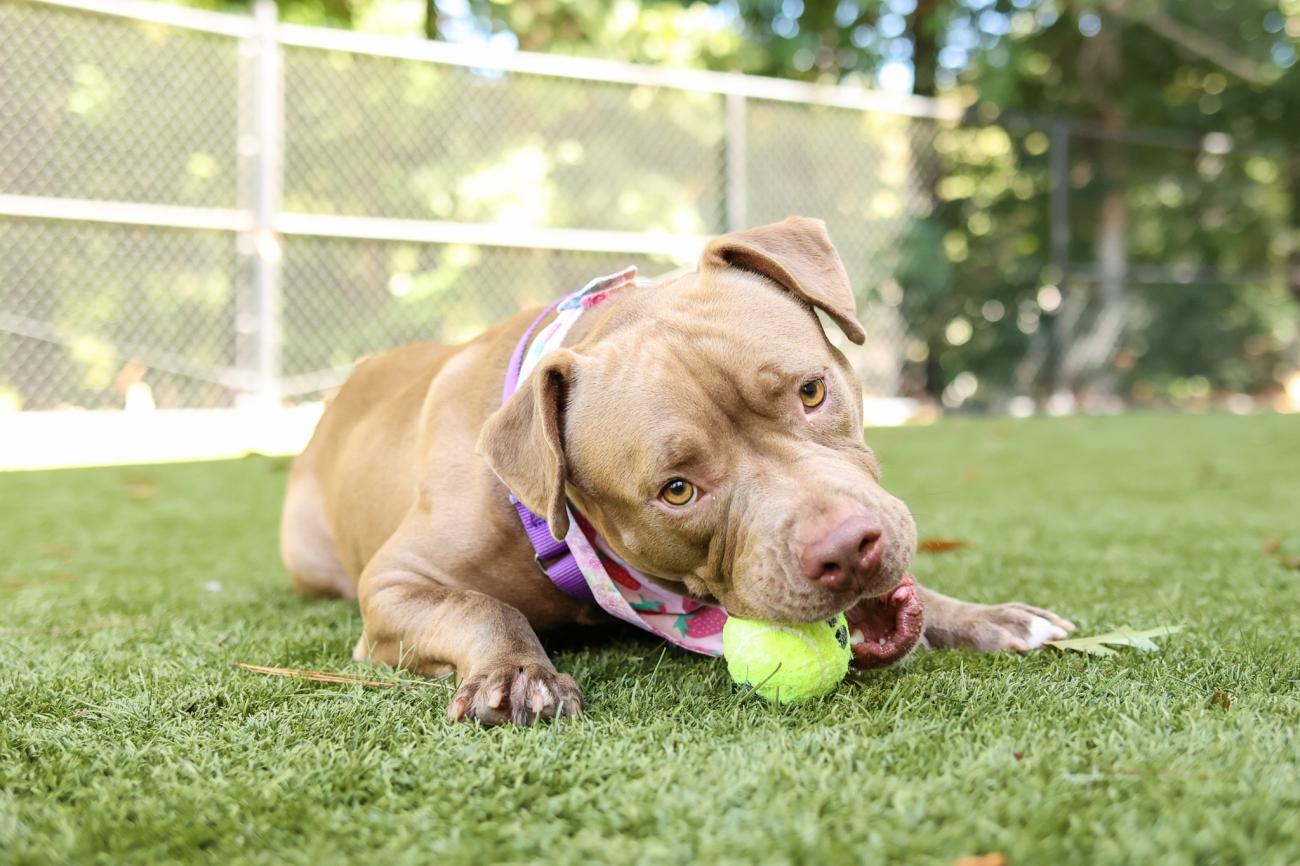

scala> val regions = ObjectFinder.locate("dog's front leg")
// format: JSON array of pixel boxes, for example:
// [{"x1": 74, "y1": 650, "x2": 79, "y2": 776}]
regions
[
  {"x1": 916, "y1": 584, "x2": 1075, "y2": 653},
  {"x1": 355, "y1": 518, "x2": 582, "y2": 726}
]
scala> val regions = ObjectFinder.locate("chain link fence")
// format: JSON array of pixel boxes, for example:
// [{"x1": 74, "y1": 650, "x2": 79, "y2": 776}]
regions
[
  {"x1": 0, "y1": 0, "x2": 945, "y2": 412},
  {"x1": 2, "y1": 0, "x2": 1295, "y2": 418}
]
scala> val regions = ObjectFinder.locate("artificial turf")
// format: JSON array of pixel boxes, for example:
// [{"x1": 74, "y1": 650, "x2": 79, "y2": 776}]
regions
[{"x1": 2, "y1": 413, "x2": 1298, "y2": 866}]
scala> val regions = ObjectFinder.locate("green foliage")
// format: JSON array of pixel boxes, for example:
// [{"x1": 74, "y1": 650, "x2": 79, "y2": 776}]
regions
[{"x1": 926, "y1": 0, "x2": 1300, "y2": 400}]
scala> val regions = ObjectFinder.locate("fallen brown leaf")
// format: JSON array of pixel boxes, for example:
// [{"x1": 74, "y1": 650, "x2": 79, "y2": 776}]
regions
[
  {"x1": 234, "y1": 662, "x2": 452, "y2": 690},
  {"x1": 919, "y1": 539, "x2": 969, "y2": 553},
  {"x1": 1262, "y1": 537, "x2": 1280, "y2": 555},
  {"x1": 38, "y1": 543, "x2": 73, "y2": 560},
  {"x1": 123, "y1": 472, "x2": 158, "y2": 501},
  {"x1": 1207, "y1": 691, "x2": 1231, "y2": 710},
  {"x1": 953, "y1": 854, "x2": 1006, "y2": 866}
]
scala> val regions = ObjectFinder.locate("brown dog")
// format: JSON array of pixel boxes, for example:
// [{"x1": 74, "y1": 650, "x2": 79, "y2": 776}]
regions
[{"x1": 280, "y1": 217, "x2": 1074, "y2": 725}]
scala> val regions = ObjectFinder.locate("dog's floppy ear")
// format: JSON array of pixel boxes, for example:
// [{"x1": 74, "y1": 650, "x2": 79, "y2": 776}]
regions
[
  {"x1": 477, "y1": 349, "x2": 577, "y2": 540},
  {"x1": 701, "y1": 216, "x2": 866, "y2": 344}
]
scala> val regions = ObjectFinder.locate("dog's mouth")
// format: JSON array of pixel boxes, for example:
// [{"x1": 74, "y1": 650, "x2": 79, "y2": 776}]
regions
[{"x1": 845, "y1": 575, "x2": 924, "y2": 669}]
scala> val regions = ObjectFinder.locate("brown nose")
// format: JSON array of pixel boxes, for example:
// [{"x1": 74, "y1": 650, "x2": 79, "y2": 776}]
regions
[{"x1": 799, "y1": 515, "x2": 884, "y2": 591}]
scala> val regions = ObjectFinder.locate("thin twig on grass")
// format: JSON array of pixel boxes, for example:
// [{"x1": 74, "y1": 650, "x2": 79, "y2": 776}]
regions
[{"x1": 234, "y1": 662, "x2": 453, "y2": 690}]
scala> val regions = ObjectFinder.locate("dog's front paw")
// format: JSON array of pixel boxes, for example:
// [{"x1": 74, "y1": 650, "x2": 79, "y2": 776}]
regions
[
  {"x1": 926, "y1": 601, "x2": 1075, "y2": 653},
  {"x1": 447, "y1": 660, "x2": 583, "y2": 726}
]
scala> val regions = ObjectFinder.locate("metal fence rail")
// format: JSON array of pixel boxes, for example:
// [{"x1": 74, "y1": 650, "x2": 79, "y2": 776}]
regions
[{"x1": 1, "y1": 0, "x2": 1292, "y2": 416}]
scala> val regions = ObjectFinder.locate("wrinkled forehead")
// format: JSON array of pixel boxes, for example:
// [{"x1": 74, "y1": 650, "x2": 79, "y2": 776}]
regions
[
  {"x1": 668, "y1": 268, "x2": 833, "y2": 350},
  {"x1": 567, "y1": 272, "x2": 841, "y2": 480}
]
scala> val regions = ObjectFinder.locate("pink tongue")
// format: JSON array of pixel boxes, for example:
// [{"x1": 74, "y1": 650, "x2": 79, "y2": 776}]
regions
[{"x1": 847, "y1": 577, "x2": 925, "y2": 669}]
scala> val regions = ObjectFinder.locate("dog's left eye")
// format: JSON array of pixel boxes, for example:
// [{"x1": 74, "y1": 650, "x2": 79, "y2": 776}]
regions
[
  {"x1": 799, "y1": 378, "x2": 826, "y2": 409},
  {"x1": 659, "y1": 478, "x2": 697, "y2": 507}
]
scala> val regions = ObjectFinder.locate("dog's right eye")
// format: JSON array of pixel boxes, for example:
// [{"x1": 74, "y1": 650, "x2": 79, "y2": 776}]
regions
[
  {"x1": 799, "y1": 378, "x2": 827, "y2": 409},
  {"x1": 659, "y1": 479, "x2": 697, "y2": 507}
]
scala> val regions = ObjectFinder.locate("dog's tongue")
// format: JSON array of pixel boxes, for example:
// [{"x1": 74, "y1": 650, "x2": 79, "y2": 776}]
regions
[{"x1": 845, "y1": 575, "x2": 924, "y2": 669}]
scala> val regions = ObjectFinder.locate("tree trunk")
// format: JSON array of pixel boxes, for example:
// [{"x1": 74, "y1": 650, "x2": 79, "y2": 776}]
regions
[
  {"x1": 424, "y1": 0, "x2": 439, "y2": 40},
  {"x1": 908, "y1": 0, "x2": 941, "y2": 98},
  {"x1": 908, "y1": 0, "x2": 946, "y2": 399},
  {"x1": 1061, "y1": 10, "x2": 1128, "y2": 399}
]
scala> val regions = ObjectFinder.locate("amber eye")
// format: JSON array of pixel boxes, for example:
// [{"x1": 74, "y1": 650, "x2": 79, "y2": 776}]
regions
[
  {"x1": 660, "y1": 478, "x2": 697, "y2": 507},
  {"x1": 799, "y1": 378, "x2": 827, "y2": 409}
]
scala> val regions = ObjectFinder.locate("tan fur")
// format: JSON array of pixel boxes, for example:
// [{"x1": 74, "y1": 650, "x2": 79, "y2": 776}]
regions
[{"x1": 281, "y1": 217, "x2": 1073, "y2": 726}]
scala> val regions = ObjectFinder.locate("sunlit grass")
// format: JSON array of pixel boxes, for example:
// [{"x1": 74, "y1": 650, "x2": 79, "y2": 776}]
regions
[{"x1": 2, "y1": 413, "x2": 1298, "y2": 865}]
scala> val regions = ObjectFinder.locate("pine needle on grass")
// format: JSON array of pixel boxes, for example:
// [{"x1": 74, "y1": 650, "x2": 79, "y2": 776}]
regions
[{"x1": 234, "y1": 662, "x2": 453, "y2": 690}]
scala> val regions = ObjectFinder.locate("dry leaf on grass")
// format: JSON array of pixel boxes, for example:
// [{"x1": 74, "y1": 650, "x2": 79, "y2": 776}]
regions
[
  {"x1": 1047, "y1": 625, "x2": 1183, "y2": 657},
  {"x1": 1207, "y1": 691, "x2": 1232, "y2": 710},
  {"x1": 123, "y1": 472, "x2": 158, "y2": 501},
  {"x1": 1261, "y1": 537, "x2": 1300, "y2": 569},
  {"x1": 234, "y1": 662, "x2": 452, "y2": 690},
  {"x1": 918, "y1": 539, "x2": 969, "y2": 554},
  {"x1": 953, "y1": 853, "x2": 1006, "y2": 866},
  {"x1": 126, "y1": 481, "x2": 157, "y2": 501},
  {"x1": 38, "y1": 543, "x2": 73, "y2": 560}
]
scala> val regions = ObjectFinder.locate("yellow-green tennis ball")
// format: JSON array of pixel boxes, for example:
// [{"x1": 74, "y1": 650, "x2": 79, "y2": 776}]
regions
[{"x1": 723, "y1": 614, "x2": 852, "y2": 704}]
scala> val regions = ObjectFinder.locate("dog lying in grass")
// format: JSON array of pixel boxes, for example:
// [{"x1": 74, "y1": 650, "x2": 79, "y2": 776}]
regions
[{"x1": 280, "y1": 217, "x2": 1073, "y2": 725}]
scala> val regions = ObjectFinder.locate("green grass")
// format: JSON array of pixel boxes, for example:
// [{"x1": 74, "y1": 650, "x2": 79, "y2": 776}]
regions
[{"x1": 2, "y1": 413, "x2": 1298, "y2": 866}]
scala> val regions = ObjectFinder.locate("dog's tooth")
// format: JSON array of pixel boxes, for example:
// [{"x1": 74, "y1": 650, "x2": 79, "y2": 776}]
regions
[
  {"x1": 850, "y1": 629, "x2": 865, "y2": 646},
  {"x1": 878, "y1": 636, "x2": 887, "y2": 646}
]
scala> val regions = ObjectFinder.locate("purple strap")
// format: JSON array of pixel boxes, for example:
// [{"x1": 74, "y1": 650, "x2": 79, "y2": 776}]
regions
[{"x1": 501, "y1": 302, "x2": 595, "y2": 604}]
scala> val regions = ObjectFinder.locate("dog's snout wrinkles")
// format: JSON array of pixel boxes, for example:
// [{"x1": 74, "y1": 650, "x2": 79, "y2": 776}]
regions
[{"x1": 799, "y1": 514, "x2": 884, "y2": 591}]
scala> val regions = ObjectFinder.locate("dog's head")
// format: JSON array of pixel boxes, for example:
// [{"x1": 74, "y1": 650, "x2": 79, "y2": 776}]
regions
[{"x1": 479, "y1": 217, "x2": 923, "y2": 667}]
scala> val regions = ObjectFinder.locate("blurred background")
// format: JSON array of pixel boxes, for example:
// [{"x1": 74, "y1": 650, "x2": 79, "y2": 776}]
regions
[{"x1": 2, "y1": 0, "x2": 1298, "y2": 467}]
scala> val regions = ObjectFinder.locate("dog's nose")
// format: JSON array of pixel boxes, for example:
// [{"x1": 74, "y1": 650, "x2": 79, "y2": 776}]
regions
[{"x1": 799, "y1": 515, "x2": 884, "y2": 591}]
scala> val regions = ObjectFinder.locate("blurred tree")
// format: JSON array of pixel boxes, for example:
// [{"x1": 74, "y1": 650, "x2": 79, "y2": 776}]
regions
[
  {"x1": 927, "y1": 0, "x2": 1298, "y2": 405},
  {"x1": 162, "y1": 0, "x2": 1299, "y2": 407}
]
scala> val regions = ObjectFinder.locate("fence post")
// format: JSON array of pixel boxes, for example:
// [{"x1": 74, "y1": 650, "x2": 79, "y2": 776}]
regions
[
  {"x1": 724, "y1": 91, "x2": 747, "y2": 232},
  {"x1": 236, "y1": 0, "x2": 284, "y2": 409}
]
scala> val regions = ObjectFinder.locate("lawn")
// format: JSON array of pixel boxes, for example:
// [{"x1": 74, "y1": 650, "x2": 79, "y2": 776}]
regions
[{"x1": 2, "y1": 413, "x2": 1298, "y2": 866}]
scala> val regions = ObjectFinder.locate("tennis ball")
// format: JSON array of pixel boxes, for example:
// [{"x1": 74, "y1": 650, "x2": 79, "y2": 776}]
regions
[{"x1": 723, "y1": 613, "x2": 852, "y2": 704}]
